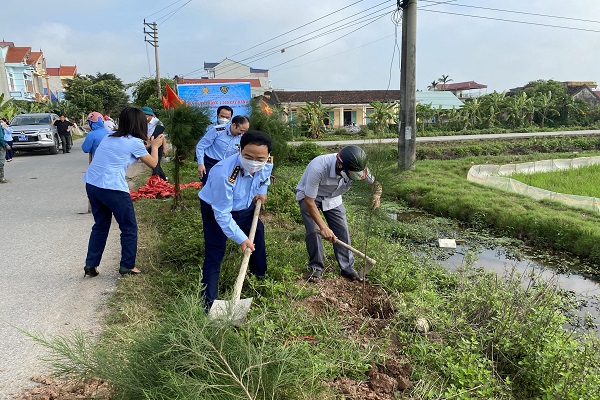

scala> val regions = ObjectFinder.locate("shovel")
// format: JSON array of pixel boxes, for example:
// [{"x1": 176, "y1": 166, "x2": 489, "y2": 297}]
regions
[
  {"x1": 209, "y1": 199, "x2": 262, "y2": 323},
  {"x1": 317, "y1": 230, "x2": 376, "y2": 278}
]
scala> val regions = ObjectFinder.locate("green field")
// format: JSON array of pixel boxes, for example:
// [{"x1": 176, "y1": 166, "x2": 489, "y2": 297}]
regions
[{"x1": 511, "y1": 164, "x2": 600, "y2": 197}]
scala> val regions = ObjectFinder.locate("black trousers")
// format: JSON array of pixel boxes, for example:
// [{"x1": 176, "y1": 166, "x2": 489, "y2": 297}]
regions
[{"x1": 59, "y1": 133, "x2": 71, "y2": 152}]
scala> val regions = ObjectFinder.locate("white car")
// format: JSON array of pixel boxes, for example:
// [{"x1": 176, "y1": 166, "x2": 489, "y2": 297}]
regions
[{"x1": 10, "y1": 113, "x2": 61, "y2": 155}]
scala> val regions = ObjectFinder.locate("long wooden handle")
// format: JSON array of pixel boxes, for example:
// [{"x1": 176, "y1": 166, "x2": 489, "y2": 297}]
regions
[
  {"x1": 316, "y1": 230, "x2": 376, "y2": 265},
  {"x1": 333, "y1": 238, "x2": 376, "y2": 265},
  {"x1": 232, "y1": 199, "x2": 262, "y2": 301}
]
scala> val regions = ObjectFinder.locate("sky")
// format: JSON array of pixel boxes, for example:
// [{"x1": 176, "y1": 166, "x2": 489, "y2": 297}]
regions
[{"x1": 3, "y1": 0, "x2": 600, "y2": 94}]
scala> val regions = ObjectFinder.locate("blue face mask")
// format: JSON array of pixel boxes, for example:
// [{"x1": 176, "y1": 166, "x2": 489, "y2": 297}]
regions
[{"x1": 88, "y1": 120, "x2": 93, "y2": 129}]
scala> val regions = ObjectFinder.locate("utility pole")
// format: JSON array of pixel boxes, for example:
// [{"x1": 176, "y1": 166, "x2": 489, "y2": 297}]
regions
[
  {"x1": 144, "y1": 19, "x2": 161, "y2": 98},
  {"x1": 398, "y1": 0, "x2": 417, "y2": 170}
]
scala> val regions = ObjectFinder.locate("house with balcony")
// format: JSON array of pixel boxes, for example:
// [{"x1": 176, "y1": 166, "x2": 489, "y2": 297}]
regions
[
  {"x1": 177, "y1": 58, "x2": 270, "y2": 97},
  {"x1": 0, "y1": 43, "x2": 40, "y2": 101},
  {"x1": 267, "y1": 90, "x2": 463, "y2": 128}
]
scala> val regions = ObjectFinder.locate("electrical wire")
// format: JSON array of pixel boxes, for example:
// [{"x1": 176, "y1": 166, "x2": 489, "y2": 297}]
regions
[
  {"x1": 182, "y1": 1, "x2": 395, "y2": 78},
  {"x1": 386, "y1": 8, "x2": 402, "y2": 91},
  {"x1": 421, "y1": 9, "x2": 600, "y2": 34},
  {"x1": 270, "y1": 34, "x2": 395, "y2": 73},
  {"x1": 144, "y1": 0, "x2": 187, "y2": 19},
  {"x1": 157, "y1": 0, "x2": 193, "y2": 25},
  {"x1": 228, "y1": 0, "x2": 368, "y2": 58},
  {"x1": 420, "y1": 0, "x2": 600, "y2": 24},
  {"x1": 145, "y1": 41, "x2": 153, "y2": 76},
  {"x1": 268, "y1": 11, "x2": 391, "y2": 71}
]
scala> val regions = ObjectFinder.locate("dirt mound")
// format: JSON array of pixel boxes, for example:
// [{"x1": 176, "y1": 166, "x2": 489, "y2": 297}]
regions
[
  {"x1": 298, "y1": 277, "x2": 415, "y2": 399},
  {"x1": 12, "y1": 376, "x2": 109, "y2": 399}
]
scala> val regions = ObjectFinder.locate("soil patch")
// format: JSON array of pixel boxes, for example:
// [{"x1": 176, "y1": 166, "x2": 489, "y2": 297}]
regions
[
  {"x1": 12, "y1": 376, "x2": 110, "y2": 399},
  {"x1": 297, "y1": 277, "x2": 415, "y2": 399}
]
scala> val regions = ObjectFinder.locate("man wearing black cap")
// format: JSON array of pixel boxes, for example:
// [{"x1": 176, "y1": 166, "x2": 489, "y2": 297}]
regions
[{"x1": 296, "y1": 145, "x2": 382, "y2": 282}]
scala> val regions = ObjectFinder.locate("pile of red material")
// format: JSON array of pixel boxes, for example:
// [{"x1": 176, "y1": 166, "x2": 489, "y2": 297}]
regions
[{"x1": 130, "y1": 175, "x2": 202, "y2": 201}]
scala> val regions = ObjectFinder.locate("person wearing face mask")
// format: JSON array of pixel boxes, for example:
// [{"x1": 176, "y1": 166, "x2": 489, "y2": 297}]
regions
[
  {"x1": 296, "y1": 145, "x2": 382, "y2": 283},
  {"x1": 141, "y1": 106, "x2": 169, "y2": 180},
  {"x1": 196, "y1": 115, "x2": 250, "y2": 186},
  {"x1": 198, "y1": 130, "x2": 273, "y2": 310},
  {"x1": 215, "y1": 105, "x2": 233, "y2": 126}
]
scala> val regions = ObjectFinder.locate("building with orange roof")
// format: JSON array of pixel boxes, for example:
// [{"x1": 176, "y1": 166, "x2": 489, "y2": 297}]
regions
[{"x1": 0, "y1": 41, "x2": 77, "y2": 102}]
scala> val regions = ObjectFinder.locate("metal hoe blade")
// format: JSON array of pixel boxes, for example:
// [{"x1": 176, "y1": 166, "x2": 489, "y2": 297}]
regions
[{"x1": 209, "y1": 200, "x2": 262, "y2": 323}]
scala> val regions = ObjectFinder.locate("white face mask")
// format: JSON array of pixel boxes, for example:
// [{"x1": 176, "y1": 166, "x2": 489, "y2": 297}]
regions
[
  {"x1": 240, "y1": 155, "x2": 268, "y2": 173},
  {"x1": 217, "y1": 117, "x2": 230, "y2": 125}
]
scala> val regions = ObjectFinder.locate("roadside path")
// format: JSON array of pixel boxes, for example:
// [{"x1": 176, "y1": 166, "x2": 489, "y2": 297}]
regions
[
  {"x1": 0, "y1": 139, "x2": 143, "y2": 399},
  {"x1": 288, "y1": 129, "x2": 600, "y2": 147}
]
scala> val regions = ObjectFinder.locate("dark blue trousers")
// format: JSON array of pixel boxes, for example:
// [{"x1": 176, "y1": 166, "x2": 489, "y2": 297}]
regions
[
  {"x1": 85, "y1": 184, "x2": 138, "y2": 269},
  {"x1": 200, "y1": 156, "x2": 219, "y2": 186},
  {"x1": 200, "y1": 200, "x2": 266, "y2": 308}
]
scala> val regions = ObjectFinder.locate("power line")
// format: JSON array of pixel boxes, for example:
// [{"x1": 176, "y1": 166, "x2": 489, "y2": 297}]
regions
[
  {"x1": 421, "y1": 9, "x2": 600, "y2": 34},
  {"x1": 145, "y1": 0, "x2": 187, "y2": 19},
  {"x1": 228, "y1": 0, "x2": 368, "y2": 58},
  {"x1": 270, "y1": 34, "x2": 395, "y2": 73},
  {"x1": 157, "y1": 0, "x2": 193, "y2": 25},
  {"x1": 236, "y1": 1, "x2": 394, "y2": 64},
  {"x1": 421, "y1": 0, "x2": 600, "y2": 24},
  {"x1": 268, "y1": 11, "x2": 391, "y2": 70},
  {"x1": 182, "y1": 2, "x2": 395, "y2": 77}
]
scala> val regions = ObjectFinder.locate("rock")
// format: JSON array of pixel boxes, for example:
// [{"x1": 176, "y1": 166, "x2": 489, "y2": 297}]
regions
[{"x1": 415, "y1": 317, "x2": 429, "y2": 333}]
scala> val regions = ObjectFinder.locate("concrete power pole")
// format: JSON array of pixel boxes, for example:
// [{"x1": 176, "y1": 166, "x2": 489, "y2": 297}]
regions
[
  {"x1": 398, "y1": 0, "x2": 417, "y2": 170},
  {"x1": 144, "y1": 20, "x2": 162, "y2": 98}
]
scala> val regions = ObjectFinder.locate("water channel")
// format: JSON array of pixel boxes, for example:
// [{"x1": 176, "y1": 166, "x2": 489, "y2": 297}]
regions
[{"x1": 389, "y1": 211, "x2": 600, "y2": 333}]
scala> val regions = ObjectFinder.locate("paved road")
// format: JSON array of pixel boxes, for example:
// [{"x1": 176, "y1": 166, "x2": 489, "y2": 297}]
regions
[
  {"x1": 288, "y1": 129, "x2": 600, "y2": 147},
  {"x1": 0, "y1": 139, "x2": 122, "y2": 399}
]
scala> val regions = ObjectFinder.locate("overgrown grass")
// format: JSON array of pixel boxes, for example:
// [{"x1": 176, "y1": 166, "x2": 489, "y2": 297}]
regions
[
  {"x1": 511, "y1": 163, "x2": 600, "y2": 197},
  {"x1": 35, "y1": 142, "x2": 600, "y2": 399}
]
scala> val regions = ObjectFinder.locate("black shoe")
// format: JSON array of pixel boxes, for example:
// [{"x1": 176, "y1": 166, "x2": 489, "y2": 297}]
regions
[
  {"x1": 119, "y1": 267, "x2": 142, "y2": 275},
  {"x1": 84, "y1": 266, "x2": 99, "y2": 277},
  {"x1": 305, "y1": 267, "x2": 323, "y2": 283},
  {"x1": 340, "y1": 268, "x2": 365, "y2": 282},
  {"x1": 66, "y1": 150, "x2": 70, "y2": 153}
]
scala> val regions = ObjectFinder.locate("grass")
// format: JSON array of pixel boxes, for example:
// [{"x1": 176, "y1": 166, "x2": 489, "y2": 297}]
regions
[
  {"x1": 33, "y1": 140, "x2": 600, "y2": 399},
  {"x1": 511, "y1": 163, "x2": 600, "y2": 197}
]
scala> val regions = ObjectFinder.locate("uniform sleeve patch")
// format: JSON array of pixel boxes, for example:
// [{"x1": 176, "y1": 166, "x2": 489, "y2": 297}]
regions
[{"x1": 228, "y1": 166, "x2": 241, "y2": 184}]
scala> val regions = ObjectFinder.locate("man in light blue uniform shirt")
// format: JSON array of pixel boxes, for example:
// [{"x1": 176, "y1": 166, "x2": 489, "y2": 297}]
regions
[
  {"x1": 196, "y1": 115, "x2": 250, "y2": 185},
  {"x1": 199, "y1": 130, "x2": 273, "y2": 309}
]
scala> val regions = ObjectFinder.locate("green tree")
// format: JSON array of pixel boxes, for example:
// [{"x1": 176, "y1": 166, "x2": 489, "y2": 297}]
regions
[
  {"x1": 368, "y1": 101, "x2": 397, "y2": 134},
  {"x1": 534, "y1": 92, "x2": 560, "y2": 128},
  {"x1": 0, "y1": 94, "x2": 22, "y2": 120},
  {"x1": 480, "y1": 91, "x2": 506, "y2": 128},
  {"x1": 299, "y1": 100, "x2": 331, "y2": 138},
  {"x1": 158, "y1": 104, "x2": 211, "y2": 209},
  {"x1": 428, "y1": 79, "x2": 439, "y2": 91},
  {"x1": 438, "y1": 74, "x2": 452, "y2": 90},
  {"x1": 64, "y1": 73, "x2": 129, "y2": 116},
  {"x1": 130, "y1": 77, "x2": 175, "y2": 107},
  {"x1": 416, "y1": 102, "x2": 435, "y2": 132}
]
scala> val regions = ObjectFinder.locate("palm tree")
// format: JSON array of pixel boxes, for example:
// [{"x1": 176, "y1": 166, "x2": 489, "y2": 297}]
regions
[
  {"x1": 299, "y1": 100, "x2": 332, "y2": 138},
  {"x1": 438, "y1": 74, "x2": 453, "y2": 90},
  {"x1": 368, "y1": 101, "x2": 398, "y2": 134},
  {"x1": 428, "y1": 80, "x2": 439, "y2": 91},
  {"x1": 535, "y1": 92, "x2": 559, "y2": 128}
]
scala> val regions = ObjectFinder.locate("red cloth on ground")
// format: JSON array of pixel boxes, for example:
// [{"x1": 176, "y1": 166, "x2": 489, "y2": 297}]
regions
[{"x1": 130, "y1": 175, "x2": 202, "y2": 201}]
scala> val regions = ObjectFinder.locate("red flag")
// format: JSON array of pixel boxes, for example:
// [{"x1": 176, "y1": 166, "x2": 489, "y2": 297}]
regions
[
  {"x1": 161, "y1": 96, "x2": 169, "y2": 110},
  {"x1": 261, "y1": 99, "x2": 273, "y2": 115},
  {"x1": 165, "y1": 84, "x2": 184, "y2": 108}
]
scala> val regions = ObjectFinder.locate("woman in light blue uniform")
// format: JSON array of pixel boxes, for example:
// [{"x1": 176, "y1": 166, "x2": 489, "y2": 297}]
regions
[{"x1": 82, "y1": 107, "x2": 164, "y2": 277}]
